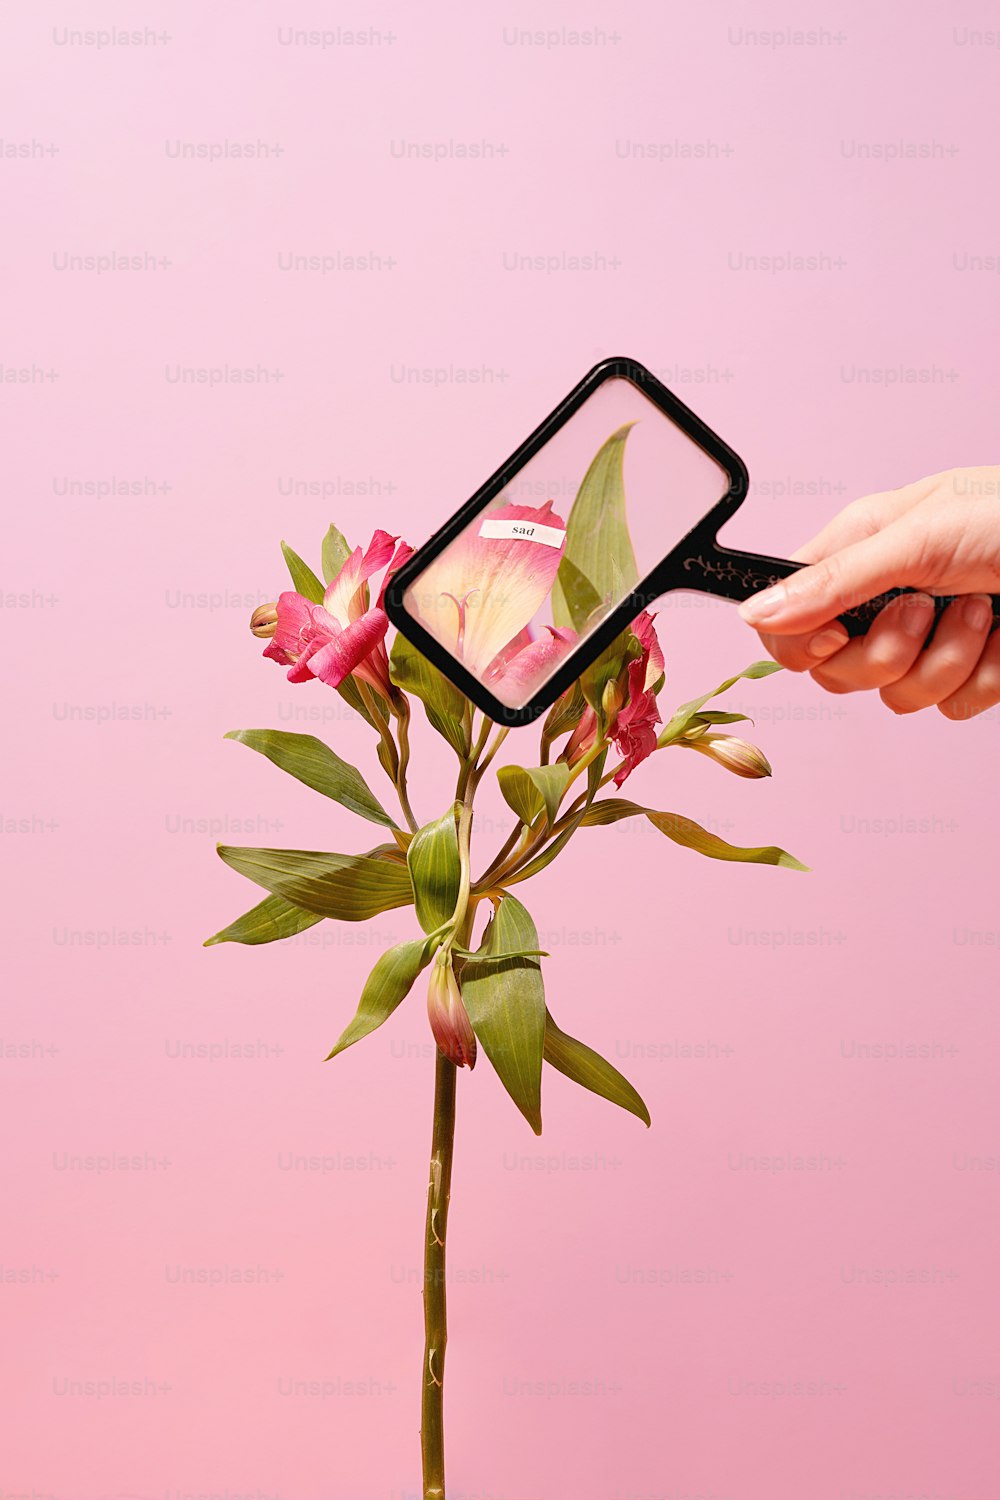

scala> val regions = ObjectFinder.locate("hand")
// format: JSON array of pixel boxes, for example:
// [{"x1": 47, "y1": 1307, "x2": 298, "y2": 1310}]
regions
[{"x1": 737, "y1": 467, "x2": 1000, "y2": 719}]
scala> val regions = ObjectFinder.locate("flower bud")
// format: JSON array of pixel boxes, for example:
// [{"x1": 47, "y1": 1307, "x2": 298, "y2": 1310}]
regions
[
  {"x1": 250, "y1": 603, "x2": 279, "y2": 639},
  {"x1": 601, "y1": 676, "x2": 625, "y2": 723},
  {"x1": 687, "y1": 732, "x2": 772, "y2": 779},
  {"x1": 427, "y1": 954, "x2": 477, "y2": 1069}
]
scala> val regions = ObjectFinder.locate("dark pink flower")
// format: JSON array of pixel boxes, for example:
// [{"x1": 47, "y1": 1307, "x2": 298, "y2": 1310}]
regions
[
  {"x1": 564, "y1": 610, "x2": 665, "y2": 787},
  {"x1": 263, "y1": 530, "x2": 412, "y2": 697}
]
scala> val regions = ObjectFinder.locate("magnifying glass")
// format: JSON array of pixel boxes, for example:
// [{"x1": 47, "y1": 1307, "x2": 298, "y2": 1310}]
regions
[{"x1": 383, "y1": 356, "x2": 1000, "y2": 727}]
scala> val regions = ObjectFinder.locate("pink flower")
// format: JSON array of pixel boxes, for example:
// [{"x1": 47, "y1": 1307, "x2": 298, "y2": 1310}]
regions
[
  {"x1": 264, "y1": 530, "x2": 413, "y2": 696},
  {"x1": 410, "y1": 501, "x2": 576, "y2": 701},
  {"x1": 427, "y1": 954, "x2": 476, "y2": 1069},
  {"x1": 564, "y1": 611, "x2": 665, "y2": 787}
]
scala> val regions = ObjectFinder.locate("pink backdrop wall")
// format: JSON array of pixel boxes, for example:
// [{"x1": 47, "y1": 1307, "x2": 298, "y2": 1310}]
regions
[{"x1": 3, "y1": 3, "x2": 999, "y2": 1497}]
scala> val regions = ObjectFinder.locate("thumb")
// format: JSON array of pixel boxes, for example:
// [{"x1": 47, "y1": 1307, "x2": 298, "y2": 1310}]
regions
[{"x1": 738, "y1": 521, "x2": 916, "y2": 634}]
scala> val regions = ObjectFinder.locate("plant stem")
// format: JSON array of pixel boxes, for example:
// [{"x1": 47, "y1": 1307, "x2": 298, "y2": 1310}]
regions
[
  {"x1": 475, "y1": 820, "x2": 526, "y2": 888},
  {"x1": 358, "y1": 680, "x2": 401, "y2": 781},
  {"x1": 421, "y1": 1047, "x2": 456, "y2": 1499},
  {"x1": 393, "y1": 697, "x2": 420, "y2": 833},
  {"x1": 475, "y1": 724, "x2": 508, "y2": 780}
]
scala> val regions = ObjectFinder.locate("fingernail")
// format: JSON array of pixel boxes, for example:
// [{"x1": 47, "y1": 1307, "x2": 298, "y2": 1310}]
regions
[
  {"x1": 901, "y1": 593, "x2": 936, "y2": 637},
  {"x1": 963, "y1": 594, "x2": 993, "y2": 632},
  {"x1": 739, "y1": 583, "x2": 788, "y2": 625},
  {"x1": 806, "y1": 628, "x2": 848, "y2": 659}
]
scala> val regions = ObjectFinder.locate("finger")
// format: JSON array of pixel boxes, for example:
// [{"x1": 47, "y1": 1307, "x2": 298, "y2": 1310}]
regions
[
  {"x1": 755, "y1": 623, "x2": 850, "y2": 673},
  {"x1": 790, "y1": 478, "x2": 934, "y2": 566},
  {"x1": 738, "y1": 518, "x2": 918, "y2": 635},
  {"x1": 808, "y1": 592, "x2": 936, "y2": 692},
  {"x1": 879, "y1": 595, "x2": 994, "y2": 714},
  {"x1": 937, "y1": 623, "x2": 1000, "y2": 720}
]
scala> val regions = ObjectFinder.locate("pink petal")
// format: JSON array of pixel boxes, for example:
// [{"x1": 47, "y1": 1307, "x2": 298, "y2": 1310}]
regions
[
  {"x1": 485, "y1": 626, "x2": 578, "y2": 707},
  {"x1": 305, "y1": 607, "x2": 389, "y2": 690},
  {"x1": 611, "y1": 664, "x2": 662, "y2": 786},
  {"x1": 565, "y1": 703, "x2": 598, "y2": 762},
  {"x1": 409, "y1": 501, "x2": 567, "y2": 677},
  {"x1": 631, "y1": 610, "x2": 665, "y2": 692},
  {"x1": 482, "y1": 626, "x2": 534, "y2": 680},
  {"x1": 262, "y1": 591, "x2": 315, "y2": 666},
  {"x1": 324, "y1": 530, "x2": 399, "y2": 627},
  {"x1": 376, "y1": 539, "x2": 415, "y2": 609}
]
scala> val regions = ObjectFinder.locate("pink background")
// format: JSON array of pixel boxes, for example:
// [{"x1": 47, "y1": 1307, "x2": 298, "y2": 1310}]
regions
[{"x1": 3, "y1": 3, "x2": 999, "y2": 1497}]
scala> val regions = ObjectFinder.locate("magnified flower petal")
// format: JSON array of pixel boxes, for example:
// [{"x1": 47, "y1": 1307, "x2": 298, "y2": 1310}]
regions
[{"x1": 412, "y1": 501, "x2": 567, "y2": 679}]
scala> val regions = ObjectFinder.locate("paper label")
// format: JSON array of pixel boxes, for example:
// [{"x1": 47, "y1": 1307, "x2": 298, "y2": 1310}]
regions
[{"x1": 478, "y1": 517, "x2": 566, "y2": 548}]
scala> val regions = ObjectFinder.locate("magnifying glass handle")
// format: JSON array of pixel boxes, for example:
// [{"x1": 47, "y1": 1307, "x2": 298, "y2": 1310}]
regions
[{"x1": 683, "y1": 543, "x2": 1000, "y2": 639}]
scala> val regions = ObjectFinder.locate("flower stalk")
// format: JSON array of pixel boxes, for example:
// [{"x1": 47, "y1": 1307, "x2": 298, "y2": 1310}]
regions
[{"x1": 421, "y1": 1044, "x2": 457, "y2": 1499}]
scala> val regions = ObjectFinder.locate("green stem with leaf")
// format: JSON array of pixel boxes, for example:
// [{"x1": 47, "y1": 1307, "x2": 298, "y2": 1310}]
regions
[{"x1": 421, "y1": 731, "x2": 495, "y2": 1498}]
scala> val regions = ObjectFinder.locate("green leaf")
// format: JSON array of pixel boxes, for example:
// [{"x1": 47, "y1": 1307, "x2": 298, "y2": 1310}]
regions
[
  {"x1": 216, "y1": 844, "x2": 415, "y2": 919},
  {"x1": 204, "y1": 893, "x2": 322, "y2": 947},
  {"x1": 497, "y1": 763, "x2": 570, "y2": 828},
  {"x1": 507, "y1": 820, "x2": 582, "y2": 884},
  {"x1": 461, "y1": 894, "x2": 545, "y2": 1133},
  {"x1": 543, "y1": 1009, "x2": 650, "y2": 1126},
  {"x1": 335, "y1": 674, "x2": 389, "y2": 732},
  {"x1": 552, "y1": 422, "x2": 639, "y2": 633},
  {"x1": 660, "y1": 661, "x2": 782, "y2": 745},
  {"x1": 224, "y1": 729, "x2": 397, "y2": 827},
  {"x1": 505, "y1": 750, "x2": 605, "y2": 886},
  {"x1": 689, "y1": 710, "x2": 752, "y2": 728},
  {"x1": 551, "y1": 557, "x2": 606, "y2": 635},
  {"x1": 390, "y1": 633, "x2": 469, "y2": 757},
  {"x1": 321, "y1": 524, "x2": 352, "y2": 585},
  {"x1": 541, "y1": 679, "x2": 587, "y2": 744},
  {"x1": 326, "y1": 938, "x2": 431, "y2": 1058},
  {"x1": 579, "y1": 798, "x2": 645, "y2": 827},
  {"x1": 406, "y1": 806, "x2": 461, "y2": 935},
  {"x1": 581, "y1": 799, "x2": 808, "y2": 870},
  {"x1": 280, "y1": 541, "x2": 325, "y2": 604},
  {"x1": 452, "y1": 946, "x2": 549, "y2": 962},
  {"x1": 645, "y1": 810, "x2": 806, "y2": 869}
]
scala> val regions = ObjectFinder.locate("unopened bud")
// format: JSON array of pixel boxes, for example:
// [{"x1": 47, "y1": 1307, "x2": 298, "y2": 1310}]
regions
[
  {"x1": 687, "y1": 732, "x2": 772, "y2": 779},
  {"x1": 601, "y1": 677, "x2": 625, "y2": 722},
  {"x1": 427, "y1": 954, "x2": 477, "y2": 1069},
  {"x1": 250, "y1": 603, "x2": 279, "y2": 638}
]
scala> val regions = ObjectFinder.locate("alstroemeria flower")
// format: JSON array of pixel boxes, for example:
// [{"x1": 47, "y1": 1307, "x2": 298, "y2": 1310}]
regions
[
  {"x1": 411, "y1": 501, "x2": 576, "y2": 699},
  {"x1": 565, "y1": 610, "x2": 665, "y2": 787},
  {"x1": 263, "y1": 530, "x2": 412, "y2": 697}
]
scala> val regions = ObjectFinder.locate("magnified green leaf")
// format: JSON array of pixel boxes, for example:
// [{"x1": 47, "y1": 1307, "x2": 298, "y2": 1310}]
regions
[{"x1": 552, "y1": 422, "x2": 638, "y2": 633}]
